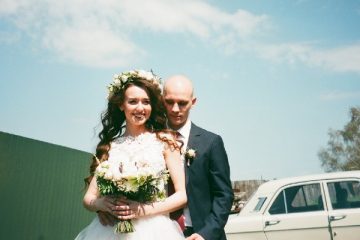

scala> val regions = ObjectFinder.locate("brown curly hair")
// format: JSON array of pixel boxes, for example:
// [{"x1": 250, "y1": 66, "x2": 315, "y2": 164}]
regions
[{"x1": 85, "y1": 75, "x2": 178, "y2": 185}]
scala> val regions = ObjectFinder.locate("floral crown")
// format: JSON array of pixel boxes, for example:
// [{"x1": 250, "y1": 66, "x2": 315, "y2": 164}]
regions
[{"x1": 107, "y1": 69, "x2": 161, "y2": 99}]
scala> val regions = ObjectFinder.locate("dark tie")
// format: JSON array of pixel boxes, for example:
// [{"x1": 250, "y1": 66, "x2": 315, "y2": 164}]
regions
[{"x1": 169, "y1": 131, "x2": 185, "y2": 231}]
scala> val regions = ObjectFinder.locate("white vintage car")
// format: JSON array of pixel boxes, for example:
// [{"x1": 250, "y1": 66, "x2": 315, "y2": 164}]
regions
[{"x1": 225, "y1": 171, "x2": 360, "y2": 240}]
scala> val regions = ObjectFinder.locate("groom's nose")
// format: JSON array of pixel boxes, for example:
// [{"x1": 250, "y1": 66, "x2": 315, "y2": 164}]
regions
[{"x1": 172, "y1": 103, "x2": 180, "y2": 112}]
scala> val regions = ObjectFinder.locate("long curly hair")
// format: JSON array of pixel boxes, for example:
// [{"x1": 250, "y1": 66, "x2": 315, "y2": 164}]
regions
[{"x1": 84, "y1": 76, "x2": 178, "y2": 185}]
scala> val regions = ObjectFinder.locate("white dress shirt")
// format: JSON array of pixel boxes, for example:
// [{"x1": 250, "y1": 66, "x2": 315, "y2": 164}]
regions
[{"x1": 174, "y1": 119, "x2": 192, "y2": 227}]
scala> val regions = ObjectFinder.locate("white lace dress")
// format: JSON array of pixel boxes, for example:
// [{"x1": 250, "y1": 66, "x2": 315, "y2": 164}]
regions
[{"x1": 75, "y1": 133, "x2": 184, "y2": 240}]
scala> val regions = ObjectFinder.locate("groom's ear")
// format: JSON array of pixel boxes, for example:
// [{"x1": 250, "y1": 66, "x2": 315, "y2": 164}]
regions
[{"x1": 191, "y1": 97, "x2": 197, "y2": 106}]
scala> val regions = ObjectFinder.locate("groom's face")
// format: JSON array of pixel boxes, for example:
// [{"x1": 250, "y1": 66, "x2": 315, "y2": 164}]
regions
[{"x1": 163, "y1": 87, "x2": 195, "y2": 130}]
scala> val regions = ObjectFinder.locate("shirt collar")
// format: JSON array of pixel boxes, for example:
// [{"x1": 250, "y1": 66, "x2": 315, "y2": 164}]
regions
[{"x1": 176, "y1": 119, "x2": 191, "y2": 139}]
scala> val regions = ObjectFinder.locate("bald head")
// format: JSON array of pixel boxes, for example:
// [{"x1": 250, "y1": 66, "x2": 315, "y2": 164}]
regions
[
  {"x1": 164, "y1": 75, "x2": 194, "y2": 97},
  {"x1": 163, "y1": 75, "x2": 196, "y2": 130}
]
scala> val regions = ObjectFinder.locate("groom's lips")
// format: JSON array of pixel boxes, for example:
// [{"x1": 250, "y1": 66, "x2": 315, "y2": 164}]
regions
[{"x1": 170, "y1": 115, "x2": 182, "y2": 120}]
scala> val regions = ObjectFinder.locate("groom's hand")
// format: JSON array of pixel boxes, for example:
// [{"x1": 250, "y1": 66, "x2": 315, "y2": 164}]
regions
[
  {"x1": 97, "y1": 211, "x2": 116, "y2": 226},
  {"x1": 186, "y1": 233, "x2": 205, "y2": 240}
]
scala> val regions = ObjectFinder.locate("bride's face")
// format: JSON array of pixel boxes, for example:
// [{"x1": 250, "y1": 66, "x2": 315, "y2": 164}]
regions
[{"x1": 120, "y1": 85, "x2": 152, "y2": 127}]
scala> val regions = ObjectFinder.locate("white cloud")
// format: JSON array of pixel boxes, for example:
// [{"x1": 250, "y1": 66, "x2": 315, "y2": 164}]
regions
[
  {"x1": 0, "y1": 0, "x2": 29, "y2": 15},
  {"x1": 0, "y1": 30, "x2": 20, "y2": 44},
  {"x1": 255, "y1": 42, "x2": 360, "y2": 73},
  {"x1": 320, "y1": 91, "x2": 360, "y2": 101},
  {"x1": 256, "y1": 42, "x2": 313, "y2": 64},
  {"x1": 310, "y1": 45, "x2": 360, "y2": 73},
  {"x1": 41, "y1": 22, "x2": 144, "y2": 67},
  {"x1": 2, "y1": 0, "x2": 358, "y2": 74},
  {"x1": 0, "y1": 0, "x2": 268, "y2": 68}
]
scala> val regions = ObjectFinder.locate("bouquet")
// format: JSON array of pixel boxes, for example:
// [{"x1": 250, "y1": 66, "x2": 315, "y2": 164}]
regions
[{"x1": 95, "y1": 152, "x2": 169, "y2": 233}]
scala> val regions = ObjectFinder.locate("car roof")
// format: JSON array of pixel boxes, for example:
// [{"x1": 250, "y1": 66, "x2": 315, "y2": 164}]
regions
[{"x1": 256, "y1": 170, "x2": 360, "y2": 195}]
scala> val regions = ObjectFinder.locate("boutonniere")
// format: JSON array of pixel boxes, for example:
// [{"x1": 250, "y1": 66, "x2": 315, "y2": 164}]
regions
[{"x1": 185, "y1": 148, "x2": 196, "y2": 167}]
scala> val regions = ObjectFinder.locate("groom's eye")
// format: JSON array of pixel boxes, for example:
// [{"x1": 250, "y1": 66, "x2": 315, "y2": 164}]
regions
[
  {"x1": 165, "y1": 99, "x2": 174, "y2": 105},
  {"x1": 178, "y1": 101, "x2": 188, "y2": 107}
]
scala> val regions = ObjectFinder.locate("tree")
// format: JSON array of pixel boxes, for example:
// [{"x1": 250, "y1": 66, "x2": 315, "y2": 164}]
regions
[{"x1": 319, "y1": 107, "x2": 360, "y2": 172}]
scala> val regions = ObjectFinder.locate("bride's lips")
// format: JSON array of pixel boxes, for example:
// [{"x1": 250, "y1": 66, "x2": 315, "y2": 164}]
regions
[{"x1": 133, "y1": 113, "x2": 146, "y2": 121}]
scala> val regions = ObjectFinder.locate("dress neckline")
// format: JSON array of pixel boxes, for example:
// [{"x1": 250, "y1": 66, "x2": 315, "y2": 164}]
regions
[
  {"x1": 116, "y1": 132, "x2": 155, "y2": 143},
  {"x1": 120, "y1": 131, "x2": 153, "y2": 139}
]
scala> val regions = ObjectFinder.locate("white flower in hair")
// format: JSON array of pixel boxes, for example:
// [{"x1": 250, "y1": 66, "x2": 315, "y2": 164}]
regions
[
  {"x1": 138, "y1": 70, "x2": 154, "y2": 80},
  {"x1": 120, "y1": 74, "x2": 128, "y2": 83},
  {"x1": 107, "y1": 69, "x2": 161, "y2": 99}
]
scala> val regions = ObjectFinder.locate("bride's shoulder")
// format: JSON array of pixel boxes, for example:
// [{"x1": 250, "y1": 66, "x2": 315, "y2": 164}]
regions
[
  {"x1": 156, "y1": 131, "x2": 176, "y2": 142},
  {"x1": 156, "y1": 131, "x2": 180, "y2": 152}
]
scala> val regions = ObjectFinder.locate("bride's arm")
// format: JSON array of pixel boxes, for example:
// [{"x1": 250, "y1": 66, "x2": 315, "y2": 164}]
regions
[
  {"x1": 83, "y1": 177, "x2": 115, "y2": 213},
  {"x1": 114, "y1": 143, "x2": 187, "y2": 219}
]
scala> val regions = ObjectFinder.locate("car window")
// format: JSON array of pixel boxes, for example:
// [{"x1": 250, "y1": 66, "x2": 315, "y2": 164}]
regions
[
  {"x1": 253, "y1": 197, "x2": 267, "y2": 212},
  {"x1": 269, "y1": 183, "x2": 324, "y2": 215},
  {"x1": 269, "y1": 191, "x2": 286, "y2": 214},
  {"x1": 286, "y1": 184, "x2": 323, "y2": 213},
  {"x1": 327, "y1": 180, "x2": 360, "y2": 210}
]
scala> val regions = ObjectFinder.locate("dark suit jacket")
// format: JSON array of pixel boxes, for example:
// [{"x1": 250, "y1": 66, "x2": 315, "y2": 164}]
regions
[{"x1": 185, "y1": 123, "x2": 234, "y2": 240}]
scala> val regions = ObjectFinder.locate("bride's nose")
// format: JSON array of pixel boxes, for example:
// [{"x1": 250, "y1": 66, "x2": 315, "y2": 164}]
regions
[{"x1": 136, "y1": 102, "x2": 145, "y2": 111}]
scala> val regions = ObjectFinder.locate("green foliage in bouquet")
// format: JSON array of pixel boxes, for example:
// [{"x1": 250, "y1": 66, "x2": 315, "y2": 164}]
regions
[{"x1": 96, "y1": 169, "x2": 169, "y2": 233}]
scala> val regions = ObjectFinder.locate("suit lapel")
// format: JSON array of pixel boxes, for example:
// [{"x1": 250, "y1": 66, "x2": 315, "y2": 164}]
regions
[{"x1": 185, "y1": 123, "x2": 202, "y2": 185}]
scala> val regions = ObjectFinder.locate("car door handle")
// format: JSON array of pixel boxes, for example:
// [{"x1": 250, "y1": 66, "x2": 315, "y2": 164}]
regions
[
  {"x1": 265, "y1": 220, "x2": 280, "y2": 226},
  {"x1": 330, "y1": 214, "x2": 346, "y2": 221}
]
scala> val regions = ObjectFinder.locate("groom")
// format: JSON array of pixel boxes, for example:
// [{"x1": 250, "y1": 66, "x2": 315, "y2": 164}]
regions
[{"x1": 163, "y1": 75, "x2": 233, "y2": 240}]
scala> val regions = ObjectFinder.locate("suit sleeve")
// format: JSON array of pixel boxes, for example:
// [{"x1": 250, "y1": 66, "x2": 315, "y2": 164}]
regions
[{"x1": 197, "y1": 135, "x2": 234, "y2": 240}]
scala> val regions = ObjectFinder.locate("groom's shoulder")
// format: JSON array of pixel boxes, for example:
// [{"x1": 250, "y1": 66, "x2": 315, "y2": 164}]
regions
[{"x1": 191, "y1": 122, "x2": 222, "y2": 139}]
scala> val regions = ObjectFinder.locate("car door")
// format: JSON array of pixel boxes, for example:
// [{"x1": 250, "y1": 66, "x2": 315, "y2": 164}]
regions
[
  {"x1": 263, "y1": 182, "x2": 331, "y2": 240},
  {"x1": 325, "y1": 179, "x2": 360, "y2": 240}
]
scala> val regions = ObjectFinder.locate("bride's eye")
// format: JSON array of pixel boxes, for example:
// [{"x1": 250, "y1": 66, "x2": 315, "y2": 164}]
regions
[
  {"x1": 128, "y1": 99, "x2": 138, "y2": 105},
  {"x1": 142, "y1": 99, "x2": 150, "y2": 105}
]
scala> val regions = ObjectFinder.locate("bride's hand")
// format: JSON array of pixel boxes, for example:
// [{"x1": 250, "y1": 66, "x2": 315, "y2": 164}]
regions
[
  {"x1": 92, "y1": 196, "x2": 116, "y2": 213},
  {"x1": 97, "y1": 211, "x2": 117, "y2": 226},
  {"x1": 112, "y1": 199, "x2": 144, "y2": 220}
]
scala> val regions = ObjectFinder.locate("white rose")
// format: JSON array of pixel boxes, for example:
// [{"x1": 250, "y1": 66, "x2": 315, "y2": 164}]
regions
[
  {"x1": 120, "y1": 75, "x2": 128, "y2": 83},
  {"x1": 137, "y1": 70, "x2": 146, "y2": 78},
  {"x1": 100, "y1": 161, "x2": 110, "y2": 168},
  {"x1": 158, "y1": 179, "x2": 165, "y2": 192},
  {"x1": 107, "y1": 92, "x2": 114, "y2": 100},
  {"x1": 144, "y1": 72, "x2": 153, "y2": 80},
  {"x1": 113, "y1": 74, "x2": 119, "y2": 79},
  {"x1": 112, "y1": 171, "x2": 122, "y2": 181},
  {"x1": 104, "y1": 170, "x2": 113, "y2": 180},
  {"x1": 95, "y1": 165, "x2": 104, "y2": 177},
  {"x1": 114, "y1": 78, "x2": 121, "y2": 85},
  {"x1": 137, "y1": 70, "x2": 153, "y2": 80}
]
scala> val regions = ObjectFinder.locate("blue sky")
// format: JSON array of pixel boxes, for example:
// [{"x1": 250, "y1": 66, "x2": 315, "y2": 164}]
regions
[{"x1": 1, "y1": 0, "x2": 360, "y2": 180}]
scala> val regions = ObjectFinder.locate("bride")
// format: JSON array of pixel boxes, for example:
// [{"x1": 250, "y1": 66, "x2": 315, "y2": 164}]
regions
[{"x1": 75, "y1": 70, "x2": 186, "y2": 239}]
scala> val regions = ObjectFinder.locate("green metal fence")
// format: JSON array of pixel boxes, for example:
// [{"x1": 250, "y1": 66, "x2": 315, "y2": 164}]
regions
[{"x1": 0, "y1": 131, "x2": 94, "y2": 239}]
